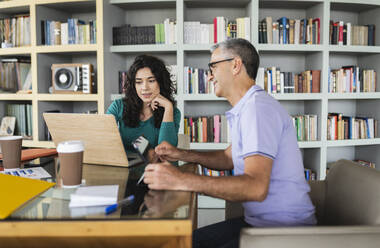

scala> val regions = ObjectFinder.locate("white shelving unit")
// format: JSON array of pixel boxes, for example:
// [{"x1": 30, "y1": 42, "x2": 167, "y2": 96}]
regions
[
  {"x1": 2, "y1": 0, "x2": 377, "y2": 223},
  {"x1": 0, "y1": 0, "x2": 104, "y2": 148},
  {"x1": 104, "y1": 1, "x2": 380, "y2": 226}
]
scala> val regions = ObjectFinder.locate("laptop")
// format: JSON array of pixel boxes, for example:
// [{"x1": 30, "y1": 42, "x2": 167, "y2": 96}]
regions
[{"x1": 43, "y1": 113, "x2": 144, "y2": 167}]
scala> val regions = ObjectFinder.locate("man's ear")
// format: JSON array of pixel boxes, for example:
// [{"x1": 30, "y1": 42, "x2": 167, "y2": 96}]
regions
[{"x1": 232, "y1": 57, "x2": 243, "y2": 76}]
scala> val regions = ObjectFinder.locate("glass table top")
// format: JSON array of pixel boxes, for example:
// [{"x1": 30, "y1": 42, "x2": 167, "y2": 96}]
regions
[{"x1": 6, "y1": 157, "x2": 193, "y2": 221}]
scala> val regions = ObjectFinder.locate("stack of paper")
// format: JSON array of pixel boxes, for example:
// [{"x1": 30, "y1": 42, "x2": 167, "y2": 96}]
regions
[{"x1": 69, "y1": 185, "x2": 119, "y2": 208}]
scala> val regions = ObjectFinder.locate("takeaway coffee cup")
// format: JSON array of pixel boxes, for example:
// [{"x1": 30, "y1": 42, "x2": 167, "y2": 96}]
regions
[
  {"x1": 0, "y1": 135, "x2": 23, "y2": 169},
  {"x1": 57, "y1": 140, "x2": 84, "y2": 188}
]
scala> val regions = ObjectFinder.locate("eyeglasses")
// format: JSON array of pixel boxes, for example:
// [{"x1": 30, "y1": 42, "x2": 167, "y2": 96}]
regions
[{"x1": 208, "y1": 58, "x2": 234, "y2": 76}]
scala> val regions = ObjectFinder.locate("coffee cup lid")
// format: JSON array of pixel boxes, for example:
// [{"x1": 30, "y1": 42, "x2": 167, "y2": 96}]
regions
[{"x1": 57, "y1": 140, "x2": 84, "y2": 153}]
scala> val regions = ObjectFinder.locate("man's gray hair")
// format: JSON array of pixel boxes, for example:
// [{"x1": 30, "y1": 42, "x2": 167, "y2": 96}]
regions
[{"x1": 211, "y1": 38, "x2": 260, "y2": 80}]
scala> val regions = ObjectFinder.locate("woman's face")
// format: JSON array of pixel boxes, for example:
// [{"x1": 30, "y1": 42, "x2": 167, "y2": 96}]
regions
[{"x1": 135, "y1": 67, "x2": 160, "y2": 104}]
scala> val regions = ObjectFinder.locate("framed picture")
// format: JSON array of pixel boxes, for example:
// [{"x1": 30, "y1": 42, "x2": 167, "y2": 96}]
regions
[{"x1": 0, "y1": 116, "x2": 16, "y2": 136}]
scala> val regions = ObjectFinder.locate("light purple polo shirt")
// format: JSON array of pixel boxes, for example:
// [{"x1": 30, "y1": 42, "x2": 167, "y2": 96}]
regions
[{"x1": 226, "y1": 85, "x2": 316, "y2": 227}]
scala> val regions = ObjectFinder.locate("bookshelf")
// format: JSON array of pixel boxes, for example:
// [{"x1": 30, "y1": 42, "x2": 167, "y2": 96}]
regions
[
  {"x1": 0, "y1": 0, "x2": 104, "y2": 148},
  {"x1": 105, "y1": 0, "x2": 380, "y2": 226},
  {"x1": 105, "y1": 0, "x2": 380, "y2": 211},
  {"x1": 1, "y1": 0, "x2": 380, "y2": 225}
]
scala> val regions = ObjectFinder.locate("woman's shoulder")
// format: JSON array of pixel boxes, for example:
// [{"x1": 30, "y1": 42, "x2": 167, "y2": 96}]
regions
[
  {"x1": 107, "y1": 98, "x2": 124, "y2": 115},
  {"x1": 113, "y1": 98, "x2": 125, "y2": 108}
]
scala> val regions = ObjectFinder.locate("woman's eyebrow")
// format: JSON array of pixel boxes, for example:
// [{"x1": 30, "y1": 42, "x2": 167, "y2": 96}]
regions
[{"x1": 136, "y1": 76, "x2": 156, "y2": 80}]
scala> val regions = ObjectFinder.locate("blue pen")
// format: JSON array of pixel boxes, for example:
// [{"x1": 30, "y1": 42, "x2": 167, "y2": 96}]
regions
[{"x1": 105, "y1": 195, "x2": 134, "y2": 215}]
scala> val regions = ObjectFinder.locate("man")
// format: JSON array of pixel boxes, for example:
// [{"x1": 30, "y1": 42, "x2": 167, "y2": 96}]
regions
[{"x1": 144, "y1": 38, "x2": 316, "y2": 248}]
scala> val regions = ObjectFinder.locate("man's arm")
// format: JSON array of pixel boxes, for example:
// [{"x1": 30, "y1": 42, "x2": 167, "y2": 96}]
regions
[
  {"x1": 156, "y1": 141, "x2": 233, "y2": 171},
  {"x1": 181, "y1": 145, "x2": 233, "y2": 171},
  {"x1": 144, "y1": 154, "x2": 272, "y2": 202}
]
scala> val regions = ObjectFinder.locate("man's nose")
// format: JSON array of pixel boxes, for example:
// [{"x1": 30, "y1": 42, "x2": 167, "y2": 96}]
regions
[{"x1": 207, "y1": 70, "x2": 214, "y2": 82}]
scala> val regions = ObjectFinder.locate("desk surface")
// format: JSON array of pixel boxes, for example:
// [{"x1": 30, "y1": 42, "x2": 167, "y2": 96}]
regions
[{"x1": 0, "y1": 158, "x2": 197, "y2": 248}]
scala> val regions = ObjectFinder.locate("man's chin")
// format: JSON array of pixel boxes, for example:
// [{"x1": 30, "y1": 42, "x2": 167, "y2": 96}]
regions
[{"x1": 214, "y1": 90, "x2": 223, "y2": 98}]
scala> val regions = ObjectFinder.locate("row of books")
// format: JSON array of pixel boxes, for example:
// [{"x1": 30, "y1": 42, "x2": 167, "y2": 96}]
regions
[
  {"x1": 256, "y1": 67, "x2": 321, "y2": 94},
  {"x1": 329, "y1": 21, "x2": 375, "y2": 46},
  {"x1": 6, "y1": 103, "x2": 32, "y2": 138},
  {"x1": 327, "y1": 159, "x2": 376, "y2": 175},
  {"x1": 184, "y1": 22, "x2": 213, "y2": 44},
  {"x1": 328, "y1": 67, "x2": 376, "y2": 93},
  {"x1": 198, "y1": 165, "x2": 233, "y2": 177},
  {"x1": 41, "y1": 19, "x2": 96, "y2": 46},
  {"x1": 0, "y1": 15, "x2": 31, "y2": 48},
  {"x1": 259, "y1": 17, "x2": 320, "y2": 44},
  {"x1": 304, "y1": 168, "x2": 316, "y2": 181},
  {"x1": 184, "y1": 17, "x2": 250, "y2": 44},
  {"x1": 292, "y1": 115, "x2": 318, "y2": 141},
  {"x1": 327, "y1": 113, "x2": 378, "y2": 140},
  {"x1": 113, "y1": 19, "x2": 176, "y2": 45},
  {"x1": 183, "y1": 67, "x2": 213, "y2": 94},
  {"x1": 184, "y1": 115, "x2": 230, "y2": 143},
  {"x1": 354, "y1": 159, "x2": 376, "y2": 169},
  {"x1": 0, "y1": 58, "x2": 31, "y2": 93}
]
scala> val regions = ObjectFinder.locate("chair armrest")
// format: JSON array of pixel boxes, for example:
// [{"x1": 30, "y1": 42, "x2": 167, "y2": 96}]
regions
[{"x1": 240, "y1": 226, "x2": 380, "y2": 248}]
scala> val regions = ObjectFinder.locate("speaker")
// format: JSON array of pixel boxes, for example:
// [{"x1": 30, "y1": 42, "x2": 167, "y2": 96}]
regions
[{"x1": 51, "y1": 63, "x2": 93, "y2": 93}]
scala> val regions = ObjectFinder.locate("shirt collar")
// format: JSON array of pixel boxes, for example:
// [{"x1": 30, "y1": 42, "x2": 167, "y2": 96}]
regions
[{"x1": 226, "y1": 84, "x2": 264, "y2": 117}]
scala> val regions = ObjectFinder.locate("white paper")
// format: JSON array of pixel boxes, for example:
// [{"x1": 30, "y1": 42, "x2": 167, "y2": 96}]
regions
[
  {"x1": 1, "y1": 167, "x2": 51, "y2": 179},
  {"x1": 69, "y1": 185, "x2": 118, "y2": 208}
]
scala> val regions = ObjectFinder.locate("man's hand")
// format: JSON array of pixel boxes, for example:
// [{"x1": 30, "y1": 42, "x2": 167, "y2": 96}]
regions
[
  {"x1": 147, "y1": 148, "x2": 160, "y2": 163},
  {"x1": 155, "y1": 141, "x2": 183, "y2": 162},
  {"x1": 144, "y1": 161, "x2": 185, "y2": 190}
]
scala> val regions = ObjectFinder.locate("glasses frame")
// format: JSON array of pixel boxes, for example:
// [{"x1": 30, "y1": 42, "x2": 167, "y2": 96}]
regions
[{"x1": 208, "y1": 58, "x2": 234, "y2": 75}]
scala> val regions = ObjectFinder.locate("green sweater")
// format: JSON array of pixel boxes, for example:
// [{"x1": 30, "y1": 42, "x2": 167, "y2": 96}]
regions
[{"x1": 106, "y1": 99, "x2": 181, "y2": 152}]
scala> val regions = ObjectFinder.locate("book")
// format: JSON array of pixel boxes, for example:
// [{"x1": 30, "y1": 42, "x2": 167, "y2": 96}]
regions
[
  {"x1": 311, "y1": 70, "x2": 321, "y2": 93},
  {"x1": 69, "y1": 185, "x2": 119, "y2": 207},
  {"x1": 0, "y1": 174, "x2": 55, "y2": 219}
]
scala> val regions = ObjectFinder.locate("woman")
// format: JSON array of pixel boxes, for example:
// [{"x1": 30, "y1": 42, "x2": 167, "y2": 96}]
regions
[{"x1": 107, "y1": 55, "x2": 180, "y2": 154}]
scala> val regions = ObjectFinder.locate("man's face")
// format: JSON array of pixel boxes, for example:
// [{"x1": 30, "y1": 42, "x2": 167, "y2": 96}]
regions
[{"x1": 208, "y1": 48, "x2": 234, "y2": 98}]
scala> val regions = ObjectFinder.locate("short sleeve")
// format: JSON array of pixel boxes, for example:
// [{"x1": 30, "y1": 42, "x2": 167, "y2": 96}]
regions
[
  {"x1": 106, "y1": 99, "x2": 123, "y2": 122},
  {"x1": 240, "y1": 100, "x2": 283, "y2": 160}
]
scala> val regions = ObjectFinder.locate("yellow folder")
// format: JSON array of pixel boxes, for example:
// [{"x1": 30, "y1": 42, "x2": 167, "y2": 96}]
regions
[{"x1": 0, "y1": 174, "x2": 55, "y2": 219}]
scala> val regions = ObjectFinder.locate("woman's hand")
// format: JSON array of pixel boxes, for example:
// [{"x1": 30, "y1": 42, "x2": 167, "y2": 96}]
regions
[{"x1": 150, "y1": 94, "x2": 173, "y2": 111}]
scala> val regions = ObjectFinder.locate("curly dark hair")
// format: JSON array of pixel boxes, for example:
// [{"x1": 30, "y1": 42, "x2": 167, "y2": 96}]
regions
[{"x1": 122, "y1": 55, "x2": 175, "y2": 128}]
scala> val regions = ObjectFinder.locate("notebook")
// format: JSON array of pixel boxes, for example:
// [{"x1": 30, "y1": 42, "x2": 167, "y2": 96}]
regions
[
  {"x1": 69, "y1": 185, "x2": 119, "y2": 207},
  {"x1": 0, "y1": 174, "x2": 55, "y2": 219},
  {"x1": 43, "y1": 113, "x2": 143, "y2": 167}
]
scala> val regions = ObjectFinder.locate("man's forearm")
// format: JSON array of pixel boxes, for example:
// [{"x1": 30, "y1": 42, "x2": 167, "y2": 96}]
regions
[
  {"x1": 180, "y1": 149, "x2": 233, "y2": 171},
  {"x1": 180, "y1": 172, "x2": 267, "y2": 202}
]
